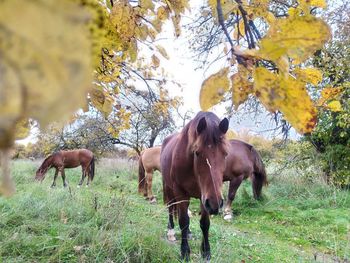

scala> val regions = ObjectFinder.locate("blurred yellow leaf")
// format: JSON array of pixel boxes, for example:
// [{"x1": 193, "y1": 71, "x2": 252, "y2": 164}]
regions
[
  {"x1": 327, "y1": 101, "x2": 342, "y2": 112},
  {"x1": 231, "y1": 68, "x2": 253, "y2": 110},
  {"x1": 151, "y1": 55, "x2": 160, "y2": 68},
  {"x1": 200, "y1": 68, "x2": 230, "y2": 111},
  {"x1": 157, "y1": 6, "x2": 169, "y2": 21},
  {"x1": 90, "y1": 87, "x2": 114, "y2": 118},
  {"x1": 140, "y1": 0, "x2": 154, "y2": 10},
  {"x1": 317, "y1": 86, "x2": 343, "y2": 106},
  {"x1": 294, "y1": 68, "x2": 323, "y2": 85},
  {"x1": 253, "y1": 67, "x2": 317, "y2": 134},
  {"x1": 208, "y1": 0, "x2": 238, "y2": 20},
  {"x1": 233, "y1": 20, "x2": 246, "y2": 40},
  {"x1": 156, "y1": 45, "x2": 169, "y2": 59},
  {"x1": 15, "y1": 119, "x2": 30, "y2": 140},
  {"x1": 0, "y1": 0, "x2": 92, "y2": 149},
  {"x1": 0, "y1": 149, "x2": 15, "y2": 196},
  {"x1": 301, "y1": 0, "x2": 327, "y2": 8},
  {"x1": 257, "y1": 15, "x2": 330, "y2": 64}
]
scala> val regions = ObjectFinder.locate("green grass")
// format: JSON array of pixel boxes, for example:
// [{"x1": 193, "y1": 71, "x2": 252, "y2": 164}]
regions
[{"x1": 0, "y1": 159, "x2": 349, "y2": 262}]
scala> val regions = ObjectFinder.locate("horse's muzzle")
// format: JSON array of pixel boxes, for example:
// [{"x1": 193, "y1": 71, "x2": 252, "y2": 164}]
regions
[{"x1": 204, "y1": 198, "x2": 223, "y2": 215}]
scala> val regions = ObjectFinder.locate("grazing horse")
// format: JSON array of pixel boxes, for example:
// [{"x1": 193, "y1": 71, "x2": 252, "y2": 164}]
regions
[
  {"x1": 35, "y1": 149, "x2": 95, "y2": 188},
  {"x1": 223, "y1": 139, "x2": 268, "y2": 220},
  {"x1": 161, "y1": 111, "x2": 229, "y2": 261},
  {"x1": 138, "y1": 146, "x2": 161, "y2": 203}
]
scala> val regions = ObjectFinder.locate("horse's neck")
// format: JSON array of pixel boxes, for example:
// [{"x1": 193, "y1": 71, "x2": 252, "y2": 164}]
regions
[{"x1": 42, "y1": 156, "x2": 53, "y2": 170}]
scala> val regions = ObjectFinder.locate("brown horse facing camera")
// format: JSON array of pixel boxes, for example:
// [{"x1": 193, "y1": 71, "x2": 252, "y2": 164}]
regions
[
  {"x1": 138, "y1": 146, "x2": 161, "y2": 203},
  {"x1": 161, "y1": 111, "x2": 229, "y2": 261},
  {"x1": 223, "y1": 139, "x2": 268, "y2": 220},
  {"x1": 35, "y1": 149, "x2": 95, "y2": 188}
]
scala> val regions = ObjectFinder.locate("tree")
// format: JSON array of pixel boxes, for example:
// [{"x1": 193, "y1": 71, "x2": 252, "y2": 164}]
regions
[
  {"x1": 0, "y1": 0, "x2": 337, "y2": 194},
  {"x1": 33, "y1": 87, "x2": 181, "y2": 158},
  {"x1": 305, "y1": 1, "x2": 350, "y2": 186},
  {"x1": 188, "y1": 0, "x2": 335, "y2": 134}
]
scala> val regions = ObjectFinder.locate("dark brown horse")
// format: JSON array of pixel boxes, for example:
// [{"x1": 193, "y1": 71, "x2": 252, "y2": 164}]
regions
[
  {"x1": 223, "y1": 139, "x2": 268, "y2": 220},
  {"x1": 35, "y1": 149, "x2": 95, "y2": 188},
  {"x1": 161, "y1": 111, "x2": 229, "y2": 261}
]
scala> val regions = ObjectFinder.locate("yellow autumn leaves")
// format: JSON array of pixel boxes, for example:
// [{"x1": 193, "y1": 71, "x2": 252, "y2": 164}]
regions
[
  {"x1": 200, "y1": 0, "x2": 336, "y2": 134},
  {"x1": 0, "y1": 0, "x2": 93, "y2": 195},
  {"x1": 0, "y1": 0, "x2": 93, "y2": 149}
]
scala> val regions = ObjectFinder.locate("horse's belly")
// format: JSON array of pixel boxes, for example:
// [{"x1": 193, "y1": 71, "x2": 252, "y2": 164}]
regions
[{"x1": 64, "y1": 161, "x2": 80, "y2": 168}]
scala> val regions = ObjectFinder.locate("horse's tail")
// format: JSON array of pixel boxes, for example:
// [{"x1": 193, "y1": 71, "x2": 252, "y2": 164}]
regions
[
  {"x1": 251, "y1": 146, "x2": 268, "y2": 199},
  {"x1": 89, "y1": 156, "x2": 95, "y2": 181},
  {"x1": 138, "y1": 155, "x2": 146, "y2": 195}
]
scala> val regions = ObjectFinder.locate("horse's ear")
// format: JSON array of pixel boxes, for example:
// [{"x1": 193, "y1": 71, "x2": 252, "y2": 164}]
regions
[
  {"x1": 197, "y1": 117, "x2": 207, "y2": 134},
  {"x1": 219, "y1": 118, "x2": 229, "y2": 134}
]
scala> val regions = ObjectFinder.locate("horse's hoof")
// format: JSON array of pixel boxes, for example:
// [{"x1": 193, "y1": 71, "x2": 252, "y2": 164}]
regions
[
  {"x1": 149, "y1": 197, "x2": 157, "y2": 204},
  {"x1": 223, "y1": 213, "x2": 233, "y2": 221},
  {"x1": 167, "y1": 229, "x2": 176, "y2": 242},
  {"x1": 85, "y1": 185, "x2": 89, "y2": 188},
  {"x1": 77, "y1": 185, "x2": 81, "y2": 188},
  {"x1": 187, "y1": 232, "x2": 193, "y2": 240}
]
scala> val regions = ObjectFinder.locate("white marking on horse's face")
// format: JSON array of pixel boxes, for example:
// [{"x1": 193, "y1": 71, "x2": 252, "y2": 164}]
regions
[{"x1": 206, "y1": 158, "x2": 212, "y2": 169}]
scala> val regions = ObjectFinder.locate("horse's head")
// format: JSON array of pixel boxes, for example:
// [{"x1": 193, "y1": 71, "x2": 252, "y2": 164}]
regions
[
  {"x1": 35, "y1": 167, "x2": 46, "y2": 181},
  {"x1": 192, "y1": 114, "x2": 229, "y2": 215}
]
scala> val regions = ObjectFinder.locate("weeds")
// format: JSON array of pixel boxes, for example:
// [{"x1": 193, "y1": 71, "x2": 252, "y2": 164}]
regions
[{"x1": 0, "y1": 159, "x2": 349, "y2": 262}]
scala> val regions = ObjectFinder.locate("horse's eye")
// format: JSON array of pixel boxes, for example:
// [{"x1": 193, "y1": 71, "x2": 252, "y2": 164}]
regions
[{"x1": 195, "y1": 151, "x2": 200, "y2": 157}]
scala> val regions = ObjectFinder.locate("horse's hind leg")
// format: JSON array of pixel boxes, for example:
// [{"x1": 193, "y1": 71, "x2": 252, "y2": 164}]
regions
[
  {"x1": 61, "y1": 168, "x2": 67, "y2": 187},
  {"x1": 51, "y1": 169, "x2": 59, "y2": 188},
  {"x1": 86, "y1": 168, "x2": 91, "y2": 187},
  {"x1": 146, "y1": 170, "x2": 156, "y2": 203},
  {"x1": 224, "y1": 175, "x2": 244, "y2": 221},
  {"x1": 78, "y1": 167, "x2": 86, "y2": 187}
]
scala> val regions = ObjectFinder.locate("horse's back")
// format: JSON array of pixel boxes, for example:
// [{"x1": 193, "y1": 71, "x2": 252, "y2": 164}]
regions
[
  {"x1": 224, "y1": 139, "x2": 255, "y2": 180},
  {"x1": 61, "y1": 149, "x2": 93, "y2": 168}
]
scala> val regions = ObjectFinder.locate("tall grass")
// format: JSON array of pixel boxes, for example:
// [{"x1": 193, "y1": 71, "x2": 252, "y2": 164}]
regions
[{"x1": 0, "y1": 159, "x2": 349, "y2": 262}]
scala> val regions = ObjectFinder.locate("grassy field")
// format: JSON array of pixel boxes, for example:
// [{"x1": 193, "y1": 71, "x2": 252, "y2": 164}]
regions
[{"x1": 0, "y1": 159, "x2": 349, "y2": 262}]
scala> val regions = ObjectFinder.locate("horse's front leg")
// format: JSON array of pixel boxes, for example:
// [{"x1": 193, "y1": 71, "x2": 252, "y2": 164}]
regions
[
  {"x1": 200, "y1": 203, "x2": 211, "y2": 261},
  {"x1": 224, "y1": 175, "x2": 244, "y2": 221},
  {"x1": 51, "y1": 169, "x2": 59, "y2": 188},
  {"x1": 178, "y1": 200, "x2": 190, "y2": 261},
  {"x1": 166, "y1": 204, "x2": 176, "y2": 242},
  {"x1": 61, "y1": 168, "x2": 67, "y2": 187}
]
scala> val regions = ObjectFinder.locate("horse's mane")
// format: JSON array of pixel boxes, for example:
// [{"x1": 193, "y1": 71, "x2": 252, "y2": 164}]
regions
[{"x1": 38, "y1": 152, "x2": 59, "y2": 172}]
